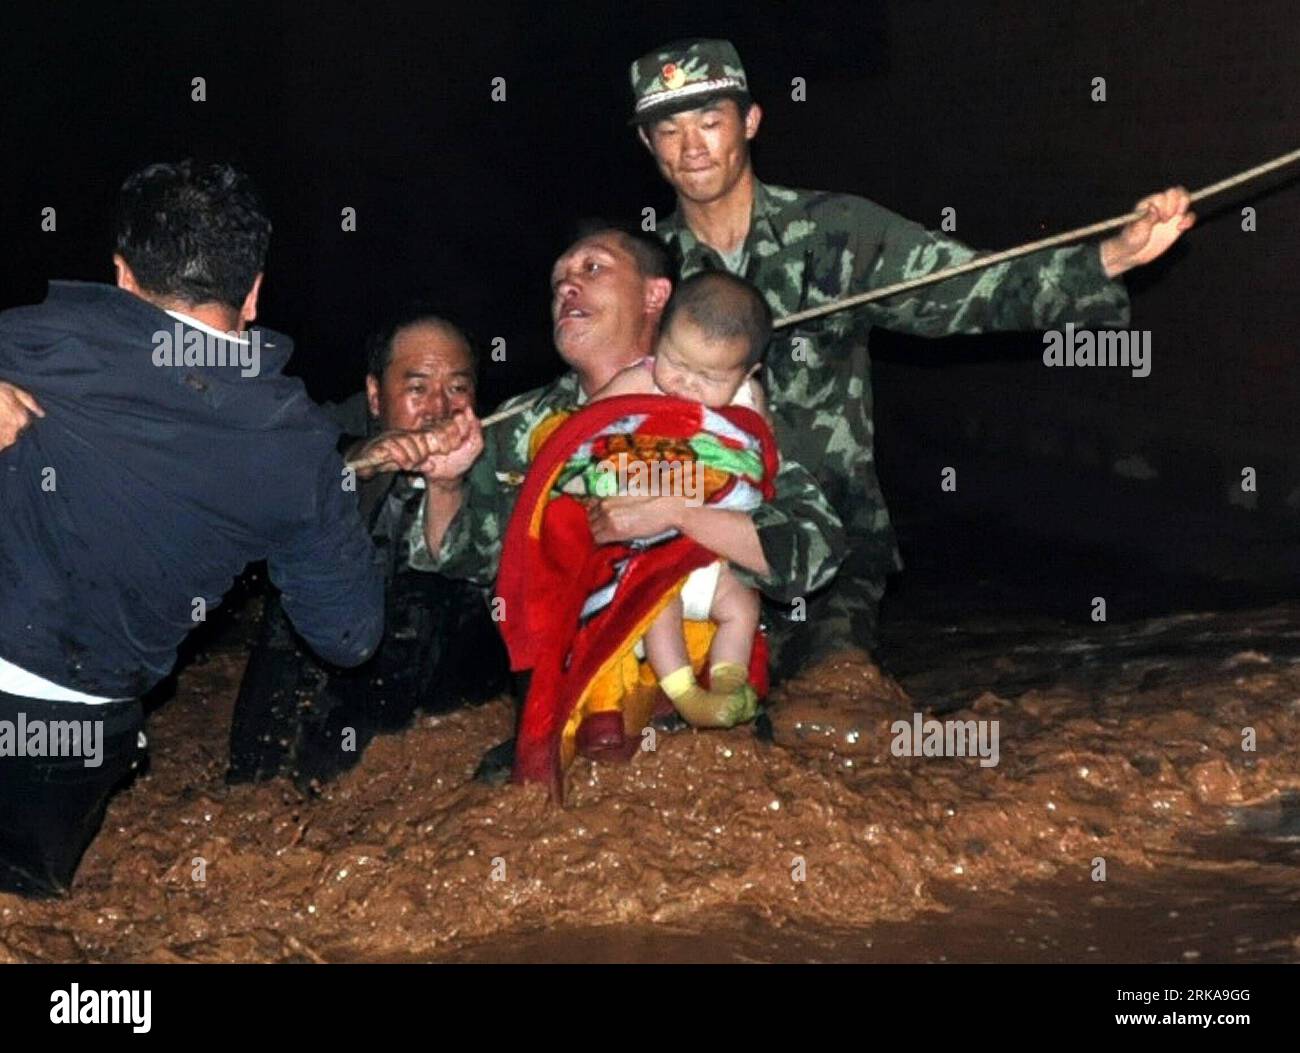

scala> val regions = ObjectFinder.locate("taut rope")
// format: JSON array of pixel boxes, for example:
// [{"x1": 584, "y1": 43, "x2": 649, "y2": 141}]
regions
[{"x1": 773, "y1": 145, "x2": 1300, "y2": 329}]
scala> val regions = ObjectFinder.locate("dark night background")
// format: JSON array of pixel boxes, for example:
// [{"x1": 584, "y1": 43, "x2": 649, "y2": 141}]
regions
[{"x1": 3, "y1": 0, "x2": 1299, "y2": 628}]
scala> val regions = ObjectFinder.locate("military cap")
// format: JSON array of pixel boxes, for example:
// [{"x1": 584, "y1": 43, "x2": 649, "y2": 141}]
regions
[{"x1": 628, "y1": 38, "x2": 751, "y2": 124}]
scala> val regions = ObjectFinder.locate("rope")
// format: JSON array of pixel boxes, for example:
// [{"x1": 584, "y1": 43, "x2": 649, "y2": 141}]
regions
[
  {"x1": 773, "y1": 145, "x2": 1300, "y2": 329},
  {"x1": 348, "y1": 144, "x2": 1300, "y2": 469}
]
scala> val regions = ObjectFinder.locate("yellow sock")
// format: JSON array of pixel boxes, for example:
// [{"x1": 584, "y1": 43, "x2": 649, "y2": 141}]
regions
[
  {"x1": 660, "y1": 665, "x2": 730, "y2": 728},
  {"x1": 660, "y1": 664, "x2": 757, "y2": 729},
  {"x1": 709, "y1": 661, "x2": 748, "y2": 694},
  {"x1": 659, "y1": 665, "x2": 703, "y2": 702},
  {"x1": 711, "y1": 662, "x2": 759, "y2": 727}
]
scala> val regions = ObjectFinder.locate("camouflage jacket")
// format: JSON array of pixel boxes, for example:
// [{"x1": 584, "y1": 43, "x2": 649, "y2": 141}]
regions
[
  {"x1": 408, "y1": 369, "x2": 846, "y2": 603},
  {"x1": 659, "y1": 179, "x2": 1132, "y2": 572}
]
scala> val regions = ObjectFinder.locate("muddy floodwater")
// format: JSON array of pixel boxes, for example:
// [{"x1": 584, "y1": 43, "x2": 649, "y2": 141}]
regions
[{"x1": 3, "y1": 595, "x2": 1300, "y2": 963}]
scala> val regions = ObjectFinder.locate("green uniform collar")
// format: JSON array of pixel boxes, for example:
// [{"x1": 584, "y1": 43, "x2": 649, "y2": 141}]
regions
[
  {"x1": 548, "y1": 370, "x2": 584, "y2": 405},
  {"x1": 662, "y1": 178, "x2": 800, "y2": 269}
]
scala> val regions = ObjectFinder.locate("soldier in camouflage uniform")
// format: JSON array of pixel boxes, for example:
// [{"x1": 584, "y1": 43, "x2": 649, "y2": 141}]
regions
[
  {"x1": 408, "y1": 226, "x2": 847, "y2": 774},
  {"x1": 629, "y1": 38, "x2": 1195, "y2": 663}
]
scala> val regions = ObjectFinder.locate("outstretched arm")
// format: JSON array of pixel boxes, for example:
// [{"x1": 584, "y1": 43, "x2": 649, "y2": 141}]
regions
[
  {"x1": 857, "y1": 185, "x2": 1190, "y2": 338},
  {"x1": 832, "y1": 184, "x2": 1185, "y2": 340}
]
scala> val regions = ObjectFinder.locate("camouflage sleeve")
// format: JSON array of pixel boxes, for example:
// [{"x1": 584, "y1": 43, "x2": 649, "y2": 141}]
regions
[
  {"x1": 730, "y1": 455, "x2": 847, "y2": 604},
  {"x1": 408, "y1": 440, "x2": 511, "y2": 587},
  {"x1": 852, "y1": 200, "x2": 1131, "y2": 336}
]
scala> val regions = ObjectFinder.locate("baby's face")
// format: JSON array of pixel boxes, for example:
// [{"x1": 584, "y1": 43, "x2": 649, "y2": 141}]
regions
[{"x1": 652, "y1": 315, "x2": 752, "y2": 408}]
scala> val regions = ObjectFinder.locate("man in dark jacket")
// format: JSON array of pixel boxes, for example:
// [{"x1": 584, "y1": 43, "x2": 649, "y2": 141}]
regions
[
  {"x1": 227, "y1": 310, "x2": 509, "y2": 792},
  {"x1": 0, "y1": 160, "x2": 385, "y2": 897}
]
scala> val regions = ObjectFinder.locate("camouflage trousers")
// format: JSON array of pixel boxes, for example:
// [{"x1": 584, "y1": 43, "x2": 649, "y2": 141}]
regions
[
  {"x1": 763, "y1": 539, "x2": 889, "y2": 679},
  {"x1": 762, "y1": 459, "x2": 900, "y2": 680}
]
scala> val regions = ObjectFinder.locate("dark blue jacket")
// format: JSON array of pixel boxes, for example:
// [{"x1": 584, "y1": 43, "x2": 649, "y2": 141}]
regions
[{"x1": 0, "y1": 282, "x2": 383, "y2": 698}]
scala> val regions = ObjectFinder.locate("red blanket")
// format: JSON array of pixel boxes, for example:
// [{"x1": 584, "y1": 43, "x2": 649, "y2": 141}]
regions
[{"x1": 496, "y1": 394, "x2": 779, "y2": 799}]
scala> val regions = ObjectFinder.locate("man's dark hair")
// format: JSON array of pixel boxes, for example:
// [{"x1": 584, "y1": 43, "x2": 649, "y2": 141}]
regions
[
  {"x1": 661, "y1": 270, "x2": 772, "y2": 367},
  {"x1": 570, "y1": 218, "x2": 676, "y2": 283},
  {"x1": 365, "y1": 307, "x2": 477, "y2": 382},
  {"x1": 114, "y1": 160, "x2": 272, "y2": 310}
]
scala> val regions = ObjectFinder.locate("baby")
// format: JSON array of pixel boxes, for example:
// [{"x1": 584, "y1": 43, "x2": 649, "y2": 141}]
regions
[{"x1": 590, "y1": 270, "x2": 773, "y2": 729}]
